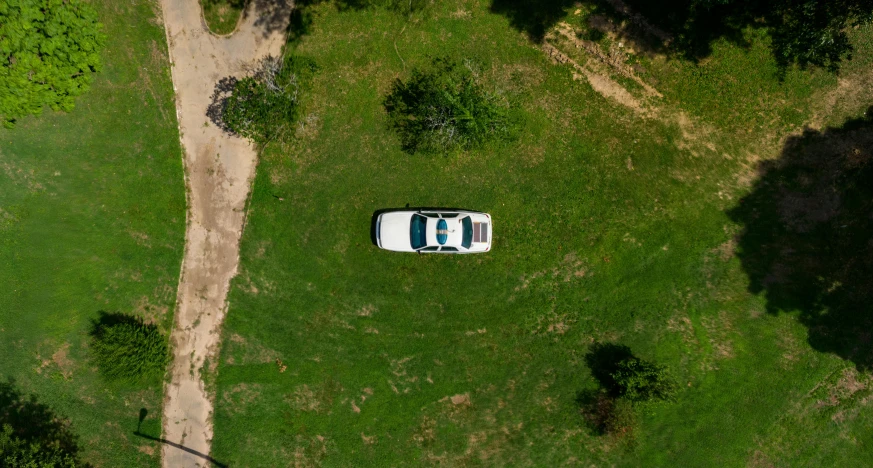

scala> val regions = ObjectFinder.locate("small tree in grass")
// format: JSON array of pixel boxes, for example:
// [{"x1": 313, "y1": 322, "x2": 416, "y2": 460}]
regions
[
  {"x1": 89, "y1": 312, "x2": 168, "y2": 384},
  {"x1": 580, "y1": 342, "x2": 678, "y2": 441},
  {"x1": 0, "y1": 0, "x2": 106, "y2": 128},
  {"x1": 220, "y1": 55, "x2": 317, "y2": 145},
  {"x1": 383, "y1": 57, "x2": 516, "y2": 154},
  {"x1": 612, "y1": 356, "x2": 678, "y2": 403}
]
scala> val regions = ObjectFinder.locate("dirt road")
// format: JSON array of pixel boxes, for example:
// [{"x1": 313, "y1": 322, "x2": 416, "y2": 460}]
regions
[{"x1": 159, "y1": 1, "x2": 290, "y2": 466}]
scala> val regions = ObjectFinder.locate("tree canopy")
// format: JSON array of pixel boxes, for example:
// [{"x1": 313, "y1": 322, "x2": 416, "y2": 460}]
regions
[
  {"x1": 490, "y1": 0, "x2": 873, "y2": 72},
  {"x1": 214, "y1": 55, "x2": 316, "y2": 145},
  {"x1": 383, "y1": 58, "x2": 516, "y2": 154},
  {"x1": 0, "y1": 0, "x2": 106, "y2": 128}
]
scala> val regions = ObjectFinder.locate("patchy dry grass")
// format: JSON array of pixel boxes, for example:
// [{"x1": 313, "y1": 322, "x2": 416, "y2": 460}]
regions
[
  {"x1": 0, "y1": 0, "x2": 184, "y2": 465},
  {"x1": 211, "y1": 0, "x2": 873, "y2": 466}
]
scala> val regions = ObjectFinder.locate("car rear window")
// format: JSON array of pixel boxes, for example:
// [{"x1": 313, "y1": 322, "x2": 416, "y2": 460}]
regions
[
  {"x1": 461, "y1": 216, "x2": 473, "y2": 248},
  {"x1": 411, "y1": 214, "x2": 428, "y2": 249}
]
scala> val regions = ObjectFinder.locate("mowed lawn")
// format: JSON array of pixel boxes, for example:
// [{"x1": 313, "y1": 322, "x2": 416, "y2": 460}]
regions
[
  {"x1": 211, "y1": 1, "x2": 873, "y2": 466},
  {"x1": 0, "y1": 0, "x2": 184, "y2": 465}
]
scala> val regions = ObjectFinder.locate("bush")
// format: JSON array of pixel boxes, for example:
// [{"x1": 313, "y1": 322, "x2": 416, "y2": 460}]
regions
[
  {"x1": 577, "y1": 389, "x2": 637, "y2": 440},
  {"x1": 0, "y1": 380, "x2": 85, "y2": 467},
  {"x1": 88, "y1": 312, "x2": 169, "y2": 384},
  {"x1": 612, "y1": 356, "x2": 678, "y2": 403},
  {"x1": 0, "y1": 424, "x2": 79, "y2": 468},
  {"x1": 0, "y1": 0, "x2": 106, "y2": 128},
  {"x1": 220, "y1": 55, "x2": 316, "y2": 144},
  {"x1": 383, "y1": 58, "x2": 516, "y2": 154},
  {"x1": 580, "y1": 342, "x2": 678, "y2": 440}
]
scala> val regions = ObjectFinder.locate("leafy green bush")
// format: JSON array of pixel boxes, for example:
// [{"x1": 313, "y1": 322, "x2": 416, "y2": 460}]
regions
[
  {"x1": 221, "y1": 55, "x2": 316, "y2": 145},
  {"x1": 88, "y1": 313, "x2": 168, "y2": 384},
  {"x1": 580, "y1": 343, "x2": 677, "y2": 439},
  {"x1": 0, "y1": 425, "x2": 79, "y2": 468},
  {"x1": 0, "y1": 380, "x2": 85, "y2": 467},
  {"x1": 611, "y1": 356, "x2": 678, "y2": 403},
  {"x1": 383, "y1": 58, "x2": 516, "y2": 154},
  {"x1": 0, "y1": 0, "x2": 106, "y2": 128}
]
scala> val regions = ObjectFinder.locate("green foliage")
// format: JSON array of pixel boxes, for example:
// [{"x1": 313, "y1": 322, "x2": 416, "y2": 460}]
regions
[
  {"x1": 383, "y1": 57, "x2": 516, "y2": 154},
  {"x1": 221, "y1": 55, "x2": 316, "y2": 145},
  {"x1": 687, "y1": 0, "x2": 873, "y2": 70},
  {"x1": 611, "y1": 357, "x2": 678, "y2": 403},
  {"x1": 88, "y1": 313, "x2": 169, "y2": 384},
  {"x1": 0, "y1": 380, "x2": 85, "y2": 467},
  {"x1": 0, "y1": 0, "x2": 106, "y2": 127},
  {"x1": 0, "y1": 425, "x2": 79, "y2": 468},
  {"x1": 199, "y1": 0, "x2": 246, "y2": 35},
  {"x1": 581, "y1": 343, "x2": 676, "y2": 439}
]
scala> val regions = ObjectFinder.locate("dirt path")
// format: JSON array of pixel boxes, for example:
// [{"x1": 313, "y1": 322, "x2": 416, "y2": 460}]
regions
[{"x1": 159, "y1": 1, "x2": 290, "y2": 466}]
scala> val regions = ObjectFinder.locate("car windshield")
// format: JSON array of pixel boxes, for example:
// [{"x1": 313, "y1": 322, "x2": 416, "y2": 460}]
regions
[
  {"x1": 461, "y1": 216, "x2": 473, "y2": 248},
  {"x1": 410, "y1": 214, "x2": 428, "y2": 250}
]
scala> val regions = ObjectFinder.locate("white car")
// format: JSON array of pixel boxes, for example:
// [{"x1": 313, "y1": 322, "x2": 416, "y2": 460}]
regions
[{"x1": 376, "y1": 210, "x2": 492, "y2": 253}]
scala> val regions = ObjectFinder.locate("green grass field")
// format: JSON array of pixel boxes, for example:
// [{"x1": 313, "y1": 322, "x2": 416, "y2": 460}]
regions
[
  {"x1": 201, "y1": 0, "x2": 246, "y2": 35},
  {"x1": 0, "y1": 0, "x2": 184, "y2": 465},
  {"x1": 210, "y1": 0, "x2": 873, "y2": 466}
]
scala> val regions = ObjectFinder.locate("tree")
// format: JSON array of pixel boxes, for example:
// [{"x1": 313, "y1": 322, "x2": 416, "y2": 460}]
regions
[
  {"x1": 611, "y1": 356, "x2": 678, "y2": 403},
  {"x1": 88, "y1": 312, "x2": 169, "y2": 384},
  {"x1": 218, "y1": 55, "x2": 316, "y2": 145},
  {"x1": 0, "y1": 380, "x2": 86, "y2": 467},
  {"x1": 580, "y1": 343, "x2": 678, "y2": 440},
  {"x1": 0, "y1": 0, "x2": 106, "y2": 128},
  {"x1": 383, "y1": 57, "x2": 516, "y2": 154},
  {"x1": 689, "y1": 0, "x2": 873, "y2": 71}
]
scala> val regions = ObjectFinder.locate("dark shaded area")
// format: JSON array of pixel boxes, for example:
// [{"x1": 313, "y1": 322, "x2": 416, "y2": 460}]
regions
[
  {"x1": 89, "y1": 310, "x2": 143, "y2": 333},
  {"x1": 286, "y1": 0, "x2": 426, "y2": 44},
  {"x1": 0, "y1": 378, "x2": 88, "y2": 466},
  {"x1": 489, "y1": 0, "x2": 873, "y2": 70},
  {"x1": 489, "y1": 0, "x2": 576, "y2": 42},
  {"x1": 207, "y1": 77, "x2": 240, "y2": 135},
  {"x1": 583, "y1": 342, "x2": 634, "y2": 397},
  {"x1": 133, "y1": 431, "x2": 228, "y2": 468},
  {"x1": 245, "y1": 0, "x2": 295, "y2": 38},
  {"x1": 576, "y1": 343, "x2": 638, "y2": 438},
  {"x1": 575, "y1": 388, "x2": 635, "y2": 437},
  {"x1": 728, "y1": 107, "x2": 873, "y2": 370}
]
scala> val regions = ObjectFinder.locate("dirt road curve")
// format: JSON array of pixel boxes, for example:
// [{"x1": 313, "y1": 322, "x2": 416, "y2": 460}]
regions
[{"x1": 159, "y1": 1, "x2": 290, "y2": 466}]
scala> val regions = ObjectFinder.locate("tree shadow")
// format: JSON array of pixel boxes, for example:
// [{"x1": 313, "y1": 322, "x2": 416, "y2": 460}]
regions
[
  {"x1": 576, "y1": 343, "x2": 640, "y2": 439},
  {"x1": 489, "y1": 0, "x2": 577, "y2": 42},
  {"x1": 489, "y1": 0, "x2": 872, "y2": 70},
  {"x1": 206, "y1": 77, "x2": 240, "y2": 135},
  {"x1": 583, "y1": 342, "x2": 634, "y2": 397},
  {"x1": 285, "y1": 0, "x2": 426, "y2": 44},
  {"x1": 245, "y1": 0, "x2": 295, "y2": 39},
  {"x1": 728, "y1": 107, "x2": 873, "y2": 370},
  {"x1": 0, "y1": 378, "x2": 88, "y2": 466}
]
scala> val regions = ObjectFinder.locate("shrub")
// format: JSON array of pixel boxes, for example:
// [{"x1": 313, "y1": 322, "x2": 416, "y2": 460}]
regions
[
  {"x1": 577, "y1": 389, "x2": 637, "y2": 440},
  {"x1": 88, "y1": 313, "x2": 169, "y2": 384},
  {"x1": 0, "y1": 380, "x2": 85, "y2": 467},
  {"x1": 383, "y1": 58, "x2": 516, "y2": 154},
  {"x1": 220, "y1": 55, "x2": 316, "y2": 144},
  {"x1": 0, "y1": 0, "x2": 106, "y2": 128},
  {"x1": 0, "y1": 424, "x2": 79, "y2": 468},
  {"x1": 611, "y1": 356, "x2": 678, "y2": 403}
]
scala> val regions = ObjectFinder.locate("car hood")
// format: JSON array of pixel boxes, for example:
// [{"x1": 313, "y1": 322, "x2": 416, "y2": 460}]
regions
[{"x1": 378, "y1": 212, "x2": 415, "y2": 252}]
